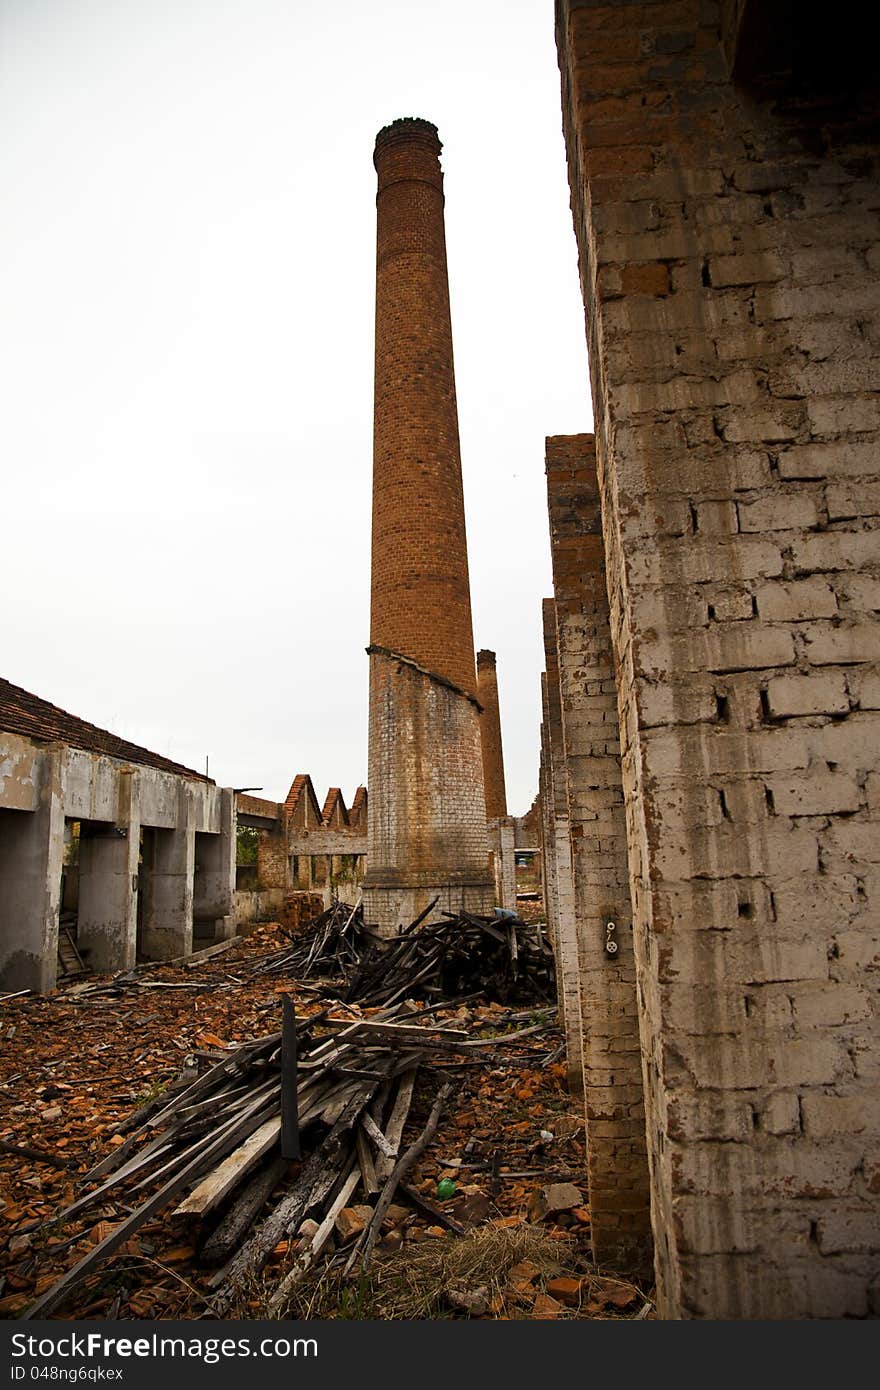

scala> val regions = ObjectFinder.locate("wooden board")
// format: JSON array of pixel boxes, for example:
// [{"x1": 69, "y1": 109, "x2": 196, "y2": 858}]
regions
[{"x1": 173, "y1": 1117, "x2": 282, "y2": 1217}]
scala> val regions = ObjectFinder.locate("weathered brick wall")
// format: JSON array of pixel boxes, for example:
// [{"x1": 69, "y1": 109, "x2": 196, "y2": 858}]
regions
[
  {"x1": 515, "y1": 794, "x2": 542, "y2": 848},
  {"x1": 285, "y1": 775, "x2": 323, "y2": 831},
  {"x1": 364, "y1": 119, "x2": 492, "y2": 933},
  {"x1": 546, "y1": 433, "x2": 653, "y2": 1275},
  {"x1": 364, "y1": 651, "x2": 492, "y2": 931},
  {"x1": 370, "y1": 118, "x2": 479, "y2": 700},
  {"x1": 477, "y1": 650, "x2": 509, "y2": 819},
  {"x1": 538, "y1": 693, "x2": 560, "y2": 966},
  {"x1": 541, "y1": 600, "x2": 585, "y2": 1094},
  {"x1": 256, "y1": 823, "x2": 288, "y2": 891},
  {"x1": 556, "y1": 0, "x2": 880, "y2": 1317}
]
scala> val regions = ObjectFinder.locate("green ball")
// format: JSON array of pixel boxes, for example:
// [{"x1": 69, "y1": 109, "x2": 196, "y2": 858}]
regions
[{"x1": 436, "y1": 1177, "x2": 457, "y2": 1200}]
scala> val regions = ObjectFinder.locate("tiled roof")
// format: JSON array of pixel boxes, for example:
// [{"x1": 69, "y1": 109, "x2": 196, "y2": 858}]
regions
[{"x1": 0, "y1": 677, "x2": 210, "y2": 782}]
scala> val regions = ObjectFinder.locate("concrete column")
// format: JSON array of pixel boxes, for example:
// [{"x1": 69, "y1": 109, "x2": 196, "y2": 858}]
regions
[
  {"x1": 139, "y1": 785, "x2": 194, "y2": 960},
  {"x1": 362, "y1": 118, "x2": 493, "y2": 934},
  {"x1": 193, "y1": 788, "x2": 236, "y2": 941},
  {"x1": 477, "y1": 650, "x2": 508, "y2": 820},
  {"x1": 0, "y1": 746, "x2": 64, "y2": 992},
  {"x1": 78, "y1": 768, "x2": 140, "y2": 973}
]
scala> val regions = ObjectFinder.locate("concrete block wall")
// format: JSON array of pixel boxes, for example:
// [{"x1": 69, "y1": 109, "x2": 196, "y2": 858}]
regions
[
  {"x1": 555, "y1": 0, "x2": 880, "y2": 1317},
  {"x1": 546, "y1": 433, "x2": 653, "y2": 1275}
]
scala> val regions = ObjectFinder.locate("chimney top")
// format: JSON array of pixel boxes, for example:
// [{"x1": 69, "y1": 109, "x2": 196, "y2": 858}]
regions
[
  {"x1": 476, "y1": 649, "x2": 497, "y2": 667},
  {"x1": 374, "y1": 118, "x2": 441, "y2": 163}
]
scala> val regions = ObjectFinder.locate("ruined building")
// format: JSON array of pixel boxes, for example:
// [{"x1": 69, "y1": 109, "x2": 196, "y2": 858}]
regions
[
  {"x1": 0, "y1": 677, "x2": 235, "y2": 992},
  {"x1": 362, "y1": 118, "x2": 494, "y2": 933},
  {"x1": 237, "y1": 776, "x2": 367, "y2": 923},
  {"x1": 543, "y1": 0, "x2": 880, "y2": 1318}
]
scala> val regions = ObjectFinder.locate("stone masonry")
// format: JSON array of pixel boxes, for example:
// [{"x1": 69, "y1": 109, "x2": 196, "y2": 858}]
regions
[
  {"x1": 362, "y1": 119, "x2": 493, "y2": 933},
  {"x1": 546, "y1": 433, "x2": 653, "y2": 1275},
  {"x1": 555, "y1": 0, "x2": 880, "y2": 1317}
]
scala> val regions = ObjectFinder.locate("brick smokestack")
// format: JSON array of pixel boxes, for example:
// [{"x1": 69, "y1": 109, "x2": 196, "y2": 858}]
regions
[
  {"x1": 477, "y1": 650, "x2": 508, "y2": 820},
  {"x1": 362, "y1": 118, "x2": 493, "y2": 934}
]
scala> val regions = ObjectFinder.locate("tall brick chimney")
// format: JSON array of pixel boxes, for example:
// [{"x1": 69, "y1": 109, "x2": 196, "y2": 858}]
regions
[
  {"x1": 476, "y1": 649, "x2": 508, "y2": 820},
  {"x1": 362, "y1": 118, "x2": 493, "y2": 934}
]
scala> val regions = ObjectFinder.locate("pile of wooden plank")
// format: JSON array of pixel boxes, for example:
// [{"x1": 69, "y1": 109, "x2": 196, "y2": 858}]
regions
[
  {"x1": 22, "y1": 993, "x2": 556, "y2": 1320},
  {"x1": 251, "y1": 901, "x2": 556, "y2": 1006},
  {"x1": 251, "y1": 900, "x2": 371, "y2": 982}
]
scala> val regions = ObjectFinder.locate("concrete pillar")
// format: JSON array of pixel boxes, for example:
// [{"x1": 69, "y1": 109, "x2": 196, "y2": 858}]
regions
[
  {"x1": 78, "y1": 769, "x2": 140, "y2": 973},
  {"x1": 362, "y1": 117, "x2": 493, "y2": 934},
  {"x1": 139, "y1": 786, "x2": 194, "y2": 960},
  {"x1": 0, "y1": 747, "x2": 64, "y2": 992},
  {"x1": 477, "y1": 649, "x2": 508, "y2": 820},
  {"x1": 540, "y1": 622, "x2": 584, "y2": 1096},
  {"x1": 193, "y1": 788, "x2": 236, "y2": 941},
  {"x1": 547, "y1": 434, "x2": 652, "y2": 1277},
  {"x1": 488, "y1": 817, "x2": 517, "y2": 911}
]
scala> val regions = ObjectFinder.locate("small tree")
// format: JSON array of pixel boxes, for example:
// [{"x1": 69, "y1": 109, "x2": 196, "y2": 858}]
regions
[{"x1": 236, "y1": 825, "x2": 258, "y2": 865}]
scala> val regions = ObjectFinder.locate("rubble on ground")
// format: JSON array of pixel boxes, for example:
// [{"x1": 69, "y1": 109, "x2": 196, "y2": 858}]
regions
[{"x1": 0, "y1": 912, "x2": 652, "y2": 1321}]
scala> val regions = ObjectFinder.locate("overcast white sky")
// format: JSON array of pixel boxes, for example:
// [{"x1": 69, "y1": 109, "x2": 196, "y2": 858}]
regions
[{"x1": 0, "y1": 0, "x2": 591, "y2": 814}]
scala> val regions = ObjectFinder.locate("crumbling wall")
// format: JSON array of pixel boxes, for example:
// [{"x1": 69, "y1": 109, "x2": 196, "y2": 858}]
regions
[
  {"x1": 546, "y1": 433, "x2": 652, "y2": 1275},
  {"x1": 556, "y1": 0, "x2": 880, "y2": 1318},
  {"x1": 256, "y1": 823, "x2": 289, "y2": 891}
]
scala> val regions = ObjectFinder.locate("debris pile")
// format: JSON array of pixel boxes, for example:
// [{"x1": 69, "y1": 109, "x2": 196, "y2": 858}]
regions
[
  {"x1": 2, "y1": 909, "x2": 653, "y2": 1320},
  {"x1": 252, "y1": 901, "x2": 555, "y2": 1006},
  {"x1": 18, "y1": 991, "x2": 558, "y2": 1319}
]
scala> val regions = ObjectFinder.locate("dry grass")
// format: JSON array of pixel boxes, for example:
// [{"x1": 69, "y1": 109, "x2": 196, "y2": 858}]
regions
[
  {"x1": 256, "y1": 1224, "x2": 649, "y2": 1321},
  {"x1": 266, "y1": 1224, "x2": 568, "y2": 1320}
]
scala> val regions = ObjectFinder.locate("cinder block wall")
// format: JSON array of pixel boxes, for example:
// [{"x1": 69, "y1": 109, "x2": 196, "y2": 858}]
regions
[
  {"x1": 556, "y1": 0, "x2": 880, "y2": 1317},
  {"x1": 546, "y1": 433, "x2": 653, "y2": 1276}
]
